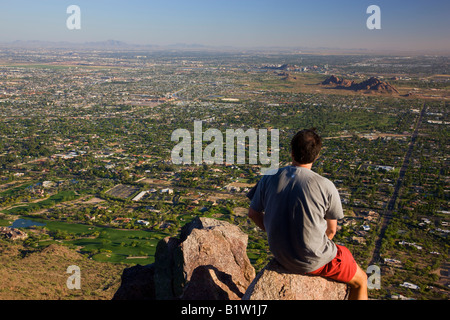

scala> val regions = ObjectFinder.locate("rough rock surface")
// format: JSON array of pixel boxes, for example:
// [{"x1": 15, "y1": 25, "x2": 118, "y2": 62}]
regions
[
  {"x1": 113, "y1": 217, "x2": 255, "y2": 300},
  {"x1": 178, "y1": 218, "x2": 256, "y2": 299},
  {"x1": 114, "y1": 217, "x2": 349, "y2": 300},
  {"x1": 243, "y1": 259, "x2": 349, "y2": 300}
]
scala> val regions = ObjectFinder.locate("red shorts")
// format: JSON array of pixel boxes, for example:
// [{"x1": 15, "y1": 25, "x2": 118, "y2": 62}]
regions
[{"x1": 307, "y1": 244, "x2": 357, "y2": 283}]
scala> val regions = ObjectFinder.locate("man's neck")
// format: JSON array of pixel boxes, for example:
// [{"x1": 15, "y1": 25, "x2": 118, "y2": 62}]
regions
[{"x1": 292, "y1": 161, "x2": 313, "y2": 170}]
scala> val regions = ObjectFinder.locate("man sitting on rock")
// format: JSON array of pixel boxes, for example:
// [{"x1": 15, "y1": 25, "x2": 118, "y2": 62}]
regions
[{"x1": 248, "y1": 128, "x2": 368, "y2": 300}]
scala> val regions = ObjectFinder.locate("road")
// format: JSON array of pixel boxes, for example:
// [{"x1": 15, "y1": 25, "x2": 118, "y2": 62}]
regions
[{"x1": 368, "y1": 103, "x2": 427, "y2": 266}]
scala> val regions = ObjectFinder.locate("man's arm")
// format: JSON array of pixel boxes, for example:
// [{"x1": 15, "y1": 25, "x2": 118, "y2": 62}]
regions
[
  {"x1": 248, "y1": 207, "x2": 265, "y2": 231},
  {"x1": 325, "y1": 219, "x2": 337, "y2": 240}
]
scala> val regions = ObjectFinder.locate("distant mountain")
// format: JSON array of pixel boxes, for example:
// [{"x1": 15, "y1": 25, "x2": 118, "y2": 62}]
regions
[
  {"x1": 322, "y1": 75, "x2": 399, "y2": 94},
  {"x1": 166, "y1": 43, "x2": 207, "y2": 48},
  {"x1": 353, "y1": 77, "x2": 399, "y2": 94},
  {"x1": 84, "y1": 39, "x2": 130, "y2": 47},
  {"x1": 0, "y1": 40, "x2": 159, "y2": 50},
  {"x1": 322, "y1": 75, "x2": 356, "y2": 87}
]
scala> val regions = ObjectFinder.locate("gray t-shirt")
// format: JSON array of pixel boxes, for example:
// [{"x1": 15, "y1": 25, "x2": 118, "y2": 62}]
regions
[{"x1": 250, "y1": 166, "x2": 344, "y2": 273}]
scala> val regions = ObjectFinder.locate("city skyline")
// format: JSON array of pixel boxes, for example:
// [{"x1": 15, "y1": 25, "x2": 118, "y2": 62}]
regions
[{"x1": 1, "y1": 0, "x2": 450, "y2": 53}]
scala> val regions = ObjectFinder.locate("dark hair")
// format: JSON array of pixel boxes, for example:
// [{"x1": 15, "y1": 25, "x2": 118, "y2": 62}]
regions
[{"x1": 290, "y1": 128, "x2": 322, "y2": 164}]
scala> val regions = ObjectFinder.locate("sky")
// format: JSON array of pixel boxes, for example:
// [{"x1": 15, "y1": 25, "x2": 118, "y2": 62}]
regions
[{"x1": 0, "y1": 0, "x2": 449, "y2": 52}]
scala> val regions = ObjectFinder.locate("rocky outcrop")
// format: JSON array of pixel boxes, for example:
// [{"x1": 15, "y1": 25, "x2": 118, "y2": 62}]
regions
[
  {"x1": 322, "y1": 75, "x2": 356, "y2": 88},
  {"x1": 0, "y1": 227, "x2": 28, "y2": 241},
  {"x1": 243, "y1": 259, "x2": 349, "y2": 300},
  {"x1": 112, "y1": 264, "x2": 156, "y2": 300},
  {"x1": 113, "y1": 217, "x2": 349, "y2": 300},
  {"x1": 322, "y1": 75, "x2": 399, "y2": 94},
  {"x1": 113, "y1": 217, "x2": 255, "y2": 300},
  {"x1": 353, "y1": 77, "x2": 399, "y2": 93}
]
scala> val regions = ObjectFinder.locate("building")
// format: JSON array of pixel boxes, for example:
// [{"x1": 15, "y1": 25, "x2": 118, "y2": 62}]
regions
[
  {"x1": 398, "y1": 241, "x2": 422, "y2": 250},
  {"x1": 136, "y1": 220, "x2": 150, "y2": 226},
  {"x1": 161, "y1": 188, "x2": 173, "y2": 194},
  {"x1": 132, "y1": 191, "x2": 148, "y2": 201},
  {"x1": 400, "y1": 282, "x2": 419, "y2": 290},
  {"x1": 384, "y1": 258, "x2": 402, "y2": 266}
]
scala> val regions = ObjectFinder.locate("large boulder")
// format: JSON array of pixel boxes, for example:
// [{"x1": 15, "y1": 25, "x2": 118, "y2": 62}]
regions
[
  {"x1": 177, "y1": 218, "x2": 256, "y2": 299},
  {"x1": 243, "y1": 259, "x2": 349, "y2": 300},
  {"x1": 113, "y1": 217, "x2": 349, "y2": 300},
  {"x1": 113, "y1": 217, "x2": 255, "y2": 300},
  {"x1": 112, "y1": 264, "x2": 155, "y2": 300}
]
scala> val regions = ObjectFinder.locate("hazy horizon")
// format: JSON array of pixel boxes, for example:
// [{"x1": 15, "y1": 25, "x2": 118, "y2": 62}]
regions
[{"x1": 1, "y1": 0, "x2": 450, "y2": 54}]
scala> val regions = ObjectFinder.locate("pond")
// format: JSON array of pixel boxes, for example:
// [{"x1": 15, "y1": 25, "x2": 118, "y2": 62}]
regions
[{"x1": 11, "y1": 218, "x2": 46, "y2": 228}]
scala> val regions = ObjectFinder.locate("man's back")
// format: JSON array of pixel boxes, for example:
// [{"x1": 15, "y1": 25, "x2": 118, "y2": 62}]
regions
[{"x1": 250, "y1": 166, "x2": 344, "y2": 273}]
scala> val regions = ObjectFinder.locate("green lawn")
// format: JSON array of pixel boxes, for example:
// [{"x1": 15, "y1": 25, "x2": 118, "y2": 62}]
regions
[
  {"x1": 3, "y1": 191, "x2": 79, "y2": 214},
  {"x1": 0, "y1": 182, "x2": 34, "y2": 198},
  {"x1": 11, "y1": 217, "x2": 169, "y2": 265}
]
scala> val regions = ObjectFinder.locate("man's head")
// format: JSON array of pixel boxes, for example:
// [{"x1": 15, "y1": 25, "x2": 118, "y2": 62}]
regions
[{"x1": 290, "y1": 128, "x2": 322, "y2": 165}]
